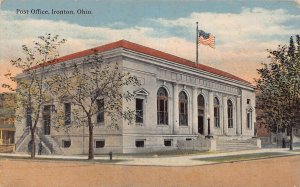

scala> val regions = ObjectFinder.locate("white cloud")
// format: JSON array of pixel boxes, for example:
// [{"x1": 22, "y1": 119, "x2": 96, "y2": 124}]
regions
[{"x1": 0, "y1": 7, "x2": 299, "y2": 92}]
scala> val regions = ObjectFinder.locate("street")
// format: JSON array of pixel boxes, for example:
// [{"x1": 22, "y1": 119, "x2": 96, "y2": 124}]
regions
[{"x1": 0, "y1": 155, "x2": 299, "y2": 187}]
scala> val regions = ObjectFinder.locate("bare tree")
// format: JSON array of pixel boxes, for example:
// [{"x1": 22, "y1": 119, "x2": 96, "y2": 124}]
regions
[
  {"x1": 50, "y1": 50, "x2": 140, "y2": 160},
  {"x1": 2, "y1": 34, "x2": 66, "y2": 158}
]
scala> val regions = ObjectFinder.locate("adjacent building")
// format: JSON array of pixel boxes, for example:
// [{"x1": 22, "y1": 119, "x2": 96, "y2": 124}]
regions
[
  {"x1": 0, "y1": 93, "x2": 16, "y2": 153},
  {"x1": 15, "y1": 40, "x2": 257, "y2": 154}
]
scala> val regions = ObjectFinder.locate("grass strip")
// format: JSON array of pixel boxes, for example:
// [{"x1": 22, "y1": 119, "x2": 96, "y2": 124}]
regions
[
  {"x1": 0, "y1": 155, "x2": 128, "y2": 164},
  {"x1": 193, "y1": 152, "x2": 290, "y2": 162}
]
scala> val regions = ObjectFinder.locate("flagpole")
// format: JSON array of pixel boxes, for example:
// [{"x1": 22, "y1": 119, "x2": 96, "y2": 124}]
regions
[{"x1": 196, "y1": 22, "x2": 199, "y2": 64}]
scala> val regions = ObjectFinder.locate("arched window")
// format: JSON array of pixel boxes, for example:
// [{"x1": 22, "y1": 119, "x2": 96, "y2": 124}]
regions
[
  {"x1": 179, "y1": 91, "x2": 188, "y2": 126},
  {"x1": 214, "y1": 97, "x2": 220, "y2": 128},
  {"x1": 157, "y1": 87, "x2": 168, "y2": 125},
  {"x1": 228, "y1": 100, "x2": 233, "y2": 128},
  {"x1": 197, "y1": 95, "x2": 205, "y2": 116}
]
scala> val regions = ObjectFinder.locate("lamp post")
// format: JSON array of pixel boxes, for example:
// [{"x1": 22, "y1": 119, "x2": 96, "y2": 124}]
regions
[{"x1": 206, "y1": 114, "x2": 213, "y2": 139}]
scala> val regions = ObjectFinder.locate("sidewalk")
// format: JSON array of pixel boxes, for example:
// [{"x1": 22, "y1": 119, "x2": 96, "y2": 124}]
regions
[{"x1": 1, "y1": 147, "x2": 299, "y2": 166}]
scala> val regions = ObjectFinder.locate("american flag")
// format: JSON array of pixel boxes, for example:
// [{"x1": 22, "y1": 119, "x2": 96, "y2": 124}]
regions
[{"x1": 198, "y1": 30, "x2": 215, "y2": 48}]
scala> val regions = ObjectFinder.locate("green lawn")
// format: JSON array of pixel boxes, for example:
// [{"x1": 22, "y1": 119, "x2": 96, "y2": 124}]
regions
[
  {"x1": 193, "y1": 152, "x2": 290, "y2": 162},
  {"x1": 99, "y1": 149, "x2": 213, "y2": 158},
  {"x1": 0, "y1": 155, "x2": 128, "y2": 164}
]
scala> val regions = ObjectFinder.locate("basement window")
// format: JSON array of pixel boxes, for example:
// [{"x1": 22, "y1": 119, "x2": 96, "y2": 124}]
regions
[
  {"x1": 135, "y1": 140, "x2": 145, "y2": 148},
  {"x1": 63, "y1": 140, "x2": 71, "y2": 148},
  {"x1": 164, "y1": 139, "x2": 172, "y2": 147},
  {"x1": 95, "y1": 140, "x2": 105, "y2": 148}
]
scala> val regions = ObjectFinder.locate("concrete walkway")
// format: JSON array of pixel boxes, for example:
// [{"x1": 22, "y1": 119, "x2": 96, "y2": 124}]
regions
[{"x1": 1, "y1": 147, "x2": 299, "y2": 166}]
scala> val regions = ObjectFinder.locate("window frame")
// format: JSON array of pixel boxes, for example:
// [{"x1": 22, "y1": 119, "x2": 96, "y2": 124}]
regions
[
  {"x1": 62, "y1": 140, "x2": 71, "y2": 148},
  {"x1": 227, "y1": 100, "x2": 233, "y2": 128},
  {"x1": 96, "y1": 98, "x2": 104, "y2": 124},
  {"x1": 179, "y1": 91, "x2": 188, "y2": 126},
  {"x1": 157, "y1": 87, "x2": 168, "y2": 125},
  {"x1": 135, "y1": 140, "x2": 145, "y2": 148},
  {"x1": 214, "y1": 97, "x2": 220, "y2": 128},
  {"x1": 164, "y1": 139, "x2": 173, "y2": 147},
  {"x1": 64, "y1": 103, "x2": 71, "y2": 126},
  {"x1": 95, "y1": 140, "x2": 105, "y2": 148},
  {"x1": 25, "y1": 107, "x2": 32, "y2": 127},
  {"x1": 135, "y1": 98, "x2": 144, "y2": 124},
  {"x1": 247, "y1": 111, "x2": 252, "y2": 129}
]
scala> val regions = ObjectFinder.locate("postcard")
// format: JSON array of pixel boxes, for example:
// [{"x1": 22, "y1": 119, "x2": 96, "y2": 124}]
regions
[{"x1": 0, "y1": 1, "x2": 299, "y2": 187}]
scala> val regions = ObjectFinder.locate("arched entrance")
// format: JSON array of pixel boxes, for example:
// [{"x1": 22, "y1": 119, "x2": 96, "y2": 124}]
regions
[{"x1": 197, "y1": 95, "x2": 205, "y2": 134}]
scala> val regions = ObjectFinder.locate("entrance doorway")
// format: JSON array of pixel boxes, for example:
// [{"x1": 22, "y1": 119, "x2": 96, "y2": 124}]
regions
[
  {"x1": 197, "y1": 94, "x2": 205, "y2": 135},
  {"x1": 198, "y1": 116, "x2": 204, "y2": 134}
]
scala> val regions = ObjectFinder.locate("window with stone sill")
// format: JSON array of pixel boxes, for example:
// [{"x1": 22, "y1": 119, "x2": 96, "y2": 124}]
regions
[
  {"x1": 62, "y1": 140, "x2": 71, "y2": 148},
  {"x1": 247, "y1": 111, "x2": 252, "y2": 129},
  {"x1": 179, "y1": 91, "x2": 188, "y2": 126},
  {"x1": 25, "y1": 107, "x2": 32, "y2": 127},
  {"x1": 135, "y1": 98, "x2": 144, "y2": 124},
  {"x1": 157, "y1": 87, "x2": 168, "y2": 125},
  {"x1": 95, "y1": 140, "x2": 105, "y2": 148},
  {"x1": 64, "y1": 103, "x2": 71, "y2": 126},
  {"x1": 135, "y1": 140, "x2": 145, "y2": 148},
  {"x1": 228, "y1": 100, "x2": 233, "y2": 128},
  {"x1": 214, "y1": 97, "x2": 220, "y2": 128},
  {"x1": 96, "y1": 99, "x2": 104, "y2": 124},
  {"x1": 164, "y1": 139, "x2": 172, "y2": 146}
]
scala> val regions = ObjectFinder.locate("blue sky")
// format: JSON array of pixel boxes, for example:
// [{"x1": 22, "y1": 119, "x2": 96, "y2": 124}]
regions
[{"x1": 0, "y1": 0, "x2": 300, "y2": 91}]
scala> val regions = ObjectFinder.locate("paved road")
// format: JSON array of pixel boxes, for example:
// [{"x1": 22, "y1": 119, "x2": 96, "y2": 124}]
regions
[{"x1": 0, "y1": 155, "x2": 299, "y2": 187}]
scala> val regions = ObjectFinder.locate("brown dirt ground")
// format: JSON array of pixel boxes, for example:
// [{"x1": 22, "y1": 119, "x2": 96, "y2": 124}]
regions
[{"x1": 0, "y1": 155, "x2": 299, "y2": 187}]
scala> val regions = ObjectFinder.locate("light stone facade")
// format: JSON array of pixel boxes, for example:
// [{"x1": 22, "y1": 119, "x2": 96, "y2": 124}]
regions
[{"x1": 15, "y1": 40, "x2": 256, "y2": 154}]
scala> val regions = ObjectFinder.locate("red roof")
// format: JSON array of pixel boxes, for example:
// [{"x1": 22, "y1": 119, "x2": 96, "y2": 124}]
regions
[{"x1": 37, "y1": 40, "x2": 251, "y2": 85}]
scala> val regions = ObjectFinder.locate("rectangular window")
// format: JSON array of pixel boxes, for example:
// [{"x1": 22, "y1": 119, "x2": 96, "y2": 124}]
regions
[
  {"x1": 247, "y1": 112, "x2": 252, "y2": 129},
  {"x1": 26, "y1": 108, "x2": 32, "y2": 127},
  {"x1": 164, "y1": 139, "x2": 172, "y2": 147},
  {"x1": 135, "y1": 140, "x2": 145, "y2": 147},
  {"x1": 64, "y1": 103, "x2": 71, "y2": 126},
  {"x1": 214, "y1": 107, "x2": 220, "y2": 128},
  {"x1": 247, "y1": 99, "x2": 251, "y2": 104},
  {"x1": 135, "y1": 98, "x2": 144, "y2": 123},
  {"x1": 43, "y1": 105, "x2": 51, "y2": 135},
  {"x1": 97, "y1": 99, "x2": 104, "y2": 124},
  {"x1": 186, "y1": 138, "x2": 192, "y2": 141},
  {"x1": 228, "y1": 108, "x2": 233, "y2": 128},
  {"x1": 63, "y1": 140, "x2": 71, "y2": 148},
  {"x1": 95, "y1": 140, "x2": 105, "y2": 148},
  {"x1": 157, "y1": 99, "x2": 168, "y2": 125},
  {"x1": 179, "y1": 102, "x2": 188, "y2": 126}
]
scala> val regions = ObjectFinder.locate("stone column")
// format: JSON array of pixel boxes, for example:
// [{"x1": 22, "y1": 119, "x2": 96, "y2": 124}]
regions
[
  {"x1": 173, "y1": 83, "x2": 179, "y2": 134},
  {"x1": 223, "y1": 96, "x2": 228, "y2": 135},
  {"x1": 192, "y1": 87, "x2": 198, "y2": 134},
  {"x1": 208, "y1": 91, "x2": 214, "y2": 135},
  {"x1": 236, "y1": 96, "x2": 242, "y2": 135}
]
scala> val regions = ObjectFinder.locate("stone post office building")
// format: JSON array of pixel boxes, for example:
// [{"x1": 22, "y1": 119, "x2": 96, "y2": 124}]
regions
[{"x1": 15, "y1": 40, "x2": 257, "y2": 154}]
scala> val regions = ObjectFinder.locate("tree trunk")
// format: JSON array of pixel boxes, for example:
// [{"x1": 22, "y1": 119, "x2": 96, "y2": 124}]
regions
[
  {"x1": 30, "y1": 129, "x2": 36, "y2": 159},
  {"x1": 88, "y1": 116, "x2": 94, "y2": 160},
  {"x1": 289, "y1": 127, "x2": 293, "y2": 151}
]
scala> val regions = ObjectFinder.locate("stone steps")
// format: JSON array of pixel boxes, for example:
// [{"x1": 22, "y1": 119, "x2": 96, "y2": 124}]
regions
[{"x1": 216, "y1": 138, "x2": 260, "y2": 151}]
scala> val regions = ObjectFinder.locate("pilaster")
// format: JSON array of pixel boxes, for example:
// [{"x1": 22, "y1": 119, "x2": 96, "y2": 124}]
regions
[
  {"x1": 236, "y1": 96, "x2": 242, "y2": 135},
  {"x1": 223, "y1": 96, "x2": 228, "y2": 135},
  {"x1": 208, "y1": 91, "x2": 214, "y2": 135},
  {"x1": 173, "y1": 83, "x2": 179, "y2": 133},
  {"x1": 192, "y1": 87, "x2": 198, "y2": 134}
]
